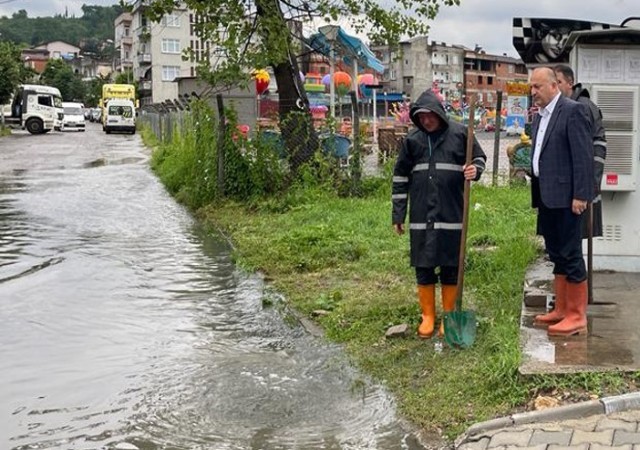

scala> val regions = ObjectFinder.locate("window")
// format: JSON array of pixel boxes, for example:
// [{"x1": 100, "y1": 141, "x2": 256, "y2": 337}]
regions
[
  {"x1": 125, "y1": 27, "x2": 129, "y2": 36},
  {"x1": 108, "y1": 105, "x2": 133, "y2": 117},
  {"x1": 488, "y1": 76, "x2": 493, "y2": 85},
  {"x1": 508, "y1": 65, "x2": 515, "y2": 74},
  {"x1": 452, "y1": 55, "x2": 459, "y2": 65},
  {"x1": 162, "y1": 13, "x2": 181, "y2": 27},
  {"x1": 162, "y1": 39, "x2": 180, "y2": 54},
  {"x1": 477, "y1": 75, "x2": 483, "y2": 84},
  {"x1": 37, "y1": 96, "x2": 52, "y2": 107},
  {"x1": 162, "y1": 65, "x2": 181, "y2": 81}
]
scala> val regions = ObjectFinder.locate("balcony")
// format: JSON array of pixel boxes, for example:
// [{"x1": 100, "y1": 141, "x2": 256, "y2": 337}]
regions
[
  {"x1": 138, "y1": 53, "x2": 152, "y2": 64},
  {"x1": 139, "y1": 80, "x2": 152, "y2": 92},
  {"x1": 137, "y1": 26, "x2": 150, "y2": 41}
]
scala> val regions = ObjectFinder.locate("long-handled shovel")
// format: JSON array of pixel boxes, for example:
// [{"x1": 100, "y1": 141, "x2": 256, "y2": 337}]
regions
[{"x1": 443, "y1": 96, "x2": 477, "y2": 349}]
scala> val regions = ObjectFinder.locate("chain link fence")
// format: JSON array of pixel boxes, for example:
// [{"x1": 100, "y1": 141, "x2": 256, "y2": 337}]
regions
[{"x1": 138, "y1": 89, "x2": 518, "y2": 202}]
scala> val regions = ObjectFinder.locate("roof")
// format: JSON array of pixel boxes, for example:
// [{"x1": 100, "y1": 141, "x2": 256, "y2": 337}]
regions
[{"x1": 307, "y1": 26, "x2": 384, "y2": 74}]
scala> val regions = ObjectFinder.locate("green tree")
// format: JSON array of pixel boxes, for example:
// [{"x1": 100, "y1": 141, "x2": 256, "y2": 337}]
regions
[
  {"x1": 0, "y1": 41, "x2": 22, "y2": 104},
  {"x1": 83, "y1": 74, "x2": 110, "y2": 107},
  {"x1": 144, "y1": 0, "x2": 460, "y2": 172},
  {"x1": 0, "y1": 6, "x2": 122, "y2": 49},
  {"x1": 0, "y1": 41, "x2": 25, "y2": 125},
  {"x1": 40, "y1": 59, "x2": 86, "y2": 102}
]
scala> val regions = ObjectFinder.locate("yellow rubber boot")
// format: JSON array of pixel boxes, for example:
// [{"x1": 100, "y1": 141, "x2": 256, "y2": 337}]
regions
[
  {"x1": 417, "y1": 284, "x2": 436, "y2": 339},
  {"x1": 438, "y1": 284, "x2": 458, "y2": 337}
]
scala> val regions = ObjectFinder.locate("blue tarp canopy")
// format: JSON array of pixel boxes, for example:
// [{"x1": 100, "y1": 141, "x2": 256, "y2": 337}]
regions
[{"x1": 307, "y1": 26, "x2": 384, "y2": 74}]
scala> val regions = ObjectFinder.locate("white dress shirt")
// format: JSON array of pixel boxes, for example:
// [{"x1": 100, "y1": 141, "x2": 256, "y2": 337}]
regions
[{"x1": 532, "y1": 92, "x2": 561, "y2": 177}]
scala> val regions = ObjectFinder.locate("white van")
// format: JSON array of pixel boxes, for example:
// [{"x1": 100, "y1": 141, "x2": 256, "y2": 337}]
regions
[
  {"x1": 104, "y1": 99, "x2": 136, "y2": 134},
  {"x1": 62, "y1": 102, "x2": 86, "y2": 131}
]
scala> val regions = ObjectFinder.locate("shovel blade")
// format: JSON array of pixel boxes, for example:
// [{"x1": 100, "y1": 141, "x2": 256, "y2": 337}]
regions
[{"x1": 444, "y1": 310, "x2": 477, "y2": 349}]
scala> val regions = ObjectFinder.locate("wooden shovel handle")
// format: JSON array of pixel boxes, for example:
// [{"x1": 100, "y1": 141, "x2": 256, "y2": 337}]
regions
[{"x1": 455, "y1": 94, "x2": 476, "y2": 309}]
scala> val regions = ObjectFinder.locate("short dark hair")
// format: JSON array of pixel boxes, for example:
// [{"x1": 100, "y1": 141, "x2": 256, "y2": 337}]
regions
[{"x1": 553, "y1": 64, "x2": 574, "y2": 84}]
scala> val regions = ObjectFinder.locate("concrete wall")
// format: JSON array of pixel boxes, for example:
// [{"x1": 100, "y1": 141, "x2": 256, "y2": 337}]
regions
[{"x1": 176, "y1": 78, "x2": 258, "y2": 132}]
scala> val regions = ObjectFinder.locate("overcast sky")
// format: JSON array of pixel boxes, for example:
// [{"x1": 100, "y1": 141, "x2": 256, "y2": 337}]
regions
[{"x1": 1, "y1": 0, "x2": 638, "y2": 57}]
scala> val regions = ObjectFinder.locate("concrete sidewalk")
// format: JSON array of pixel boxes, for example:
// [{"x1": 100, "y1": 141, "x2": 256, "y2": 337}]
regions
[
  {"x1": 455, "y1": 261, "x2": 640, "y2": 449},
  {"x1": 456, "y1": 392, "x2": 640, "y2": 449}
]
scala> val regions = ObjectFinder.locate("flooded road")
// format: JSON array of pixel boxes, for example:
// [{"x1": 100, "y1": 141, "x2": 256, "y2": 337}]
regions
[{"x1": 0, "y1": 125, "x2": 429, "y2": 449}]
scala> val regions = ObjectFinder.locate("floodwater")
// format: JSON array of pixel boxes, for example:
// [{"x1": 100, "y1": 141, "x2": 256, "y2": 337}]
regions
[{"x1": 0, "y1": 126, "x2": 430, "y2": 449}]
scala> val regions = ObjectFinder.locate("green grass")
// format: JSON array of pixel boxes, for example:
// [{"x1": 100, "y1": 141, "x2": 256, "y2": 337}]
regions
[
  {"x1": 0, "y1": 125, "x2": 11, "y2": 137},
  {"x1": 143, "y1": 124, "x2": 640, "y2": 442},
  {"x1": 199, "y1": 182, "x2": 640, "y2": 439}
]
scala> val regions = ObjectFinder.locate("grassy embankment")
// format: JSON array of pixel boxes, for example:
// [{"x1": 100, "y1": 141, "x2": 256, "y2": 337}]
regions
[{"x1": 141, "y1": 121, "x2": 639, "y2": 441}]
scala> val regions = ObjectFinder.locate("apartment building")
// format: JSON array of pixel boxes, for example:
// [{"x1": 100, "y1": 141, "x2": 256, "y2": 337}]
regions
[
  {"x1": 128, "y1": 0, "x2": 219, "y2": 105},
  {"x1": 429, "y1": 42, "x2": 465, "y2": 101},
  {"x1": 372, "y1": 36, "x2": 433, "y2": 101},
  {"x1": 374, "y1": 37, "x2": 530, "y2": 107},
  {"x1": 114, "y1": 12, "x2": 133, "y2": 78},
  {"x1": 463, "y1": 49, "x2": 528, "y2": 107}
]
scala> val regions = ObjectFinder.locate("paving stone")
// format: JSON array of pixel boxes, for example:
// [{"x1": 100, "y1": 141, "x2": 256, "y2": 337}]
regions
[
  {"x1": 596, "y1": 417, "x2": 638, "y2": 432},
  {"x1": 558, "y1": 415, "x2": 599, "y2": 431},
  {"x1": 547, "y1": 445, "x2": 588, "y2": 450},
  {"x1": 590, "y1": 444, "x2": 632, "y2": 450},
  {"x1": 488, "y1": 429, "x2": 533, "y2": 447},
  {"x1": 489, "y1": 446, "x2": 546, "y2": 450},
  {"x1": 570, "y1": 429, "x2": 614, "y2": 445},
  {"x1": 615, "y1": 431, "x2": 640, "y2": 446},
  {"x1": 529, "y1": 429, "x2": 572, "y2": 446},
  {"x1": 457, "y1": 437, "x2": 490, "y2": 450}
]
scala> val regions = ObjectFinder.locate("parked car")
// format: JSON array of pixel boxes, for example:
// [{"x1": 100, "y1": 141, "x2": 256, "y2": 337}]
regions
[
  {"x1": 90, "y1": 108, "x2": 101, "y2": 123},
  {"x1": 61, "y1": 102, "x2": 86, "y2": 131}
]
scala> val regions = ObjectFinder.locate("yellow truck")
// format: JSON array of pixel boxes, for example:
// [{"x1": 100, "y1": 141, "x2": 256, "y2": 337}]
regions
[{"x1": 100, "y1": 84, "x2": 136, "y2": 130}]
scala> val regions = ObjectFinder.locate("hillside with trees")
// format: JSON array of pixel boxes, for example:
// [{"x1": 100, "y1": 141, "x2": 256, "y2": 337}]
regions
[{"x1": 0, "y1": 4, "x2": 123, "y2": 55}]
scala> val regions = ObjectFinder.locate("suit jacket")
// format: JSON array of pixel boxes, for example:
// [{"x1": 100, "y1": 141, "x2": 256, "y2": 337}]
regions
[{"x1": 531, "y1": 95, "x2": 594, "y2": 209}]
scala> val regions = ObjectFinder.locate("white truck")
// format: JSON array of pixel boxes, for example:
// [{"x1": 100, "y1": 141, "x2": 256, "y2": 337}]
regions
[
  {"x1": 2, "y1": 84, "x2": 64, "y2": 134},
  {"x1": 103, "y1": 98, "x2": 136, "y2": 134}
]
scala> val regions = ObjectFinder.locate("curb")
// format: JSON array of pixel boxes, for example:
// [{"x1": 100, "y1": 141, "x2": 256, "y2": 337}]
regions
[{"x1": 464, "y1": 391, "x2": 640, "y2": 437}]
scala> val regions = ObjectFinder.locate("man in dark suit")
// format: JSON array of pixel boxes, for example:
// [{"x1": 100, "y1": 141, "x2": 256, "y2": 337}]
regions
[{"x1": 529, "y1": 67, "x2": 594, "y2": 336}]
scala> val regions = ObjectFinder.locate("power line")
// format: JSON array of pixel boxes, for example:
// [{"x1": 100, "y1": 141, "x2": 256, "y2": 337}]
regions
[{"x1": 0, "y1": 0, "x2": 21, "y2": 5}]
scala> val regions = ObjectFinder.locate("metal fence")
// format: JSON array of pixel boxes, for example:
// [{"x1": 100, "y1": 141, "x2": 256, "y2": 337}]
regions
[{"x1": 138, "y1": 89, "x2": 517, "y2": 193}]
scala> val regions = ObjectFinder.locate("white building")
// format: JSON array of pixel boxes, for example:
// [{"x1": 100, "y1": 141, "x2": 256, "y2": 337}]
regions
[
  {"x1": 35, "y1": 41, "x2": 80, "y2": 60},
  {"x1": 128, "y1": 0, "x2": 222, "y2": 105}
]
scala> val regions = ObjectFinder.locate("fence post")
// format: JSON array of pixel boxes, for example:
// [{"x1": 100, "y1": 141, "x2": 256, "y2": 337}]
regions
[
  {"x1": 216, "y1": 94, "x2": 226, "y2": 197},
  {"x1": 492, "y1": 90, "x2": 503, "y2": 186}
]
